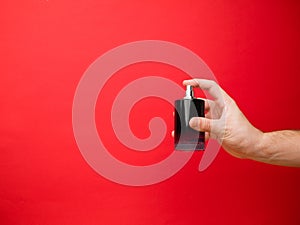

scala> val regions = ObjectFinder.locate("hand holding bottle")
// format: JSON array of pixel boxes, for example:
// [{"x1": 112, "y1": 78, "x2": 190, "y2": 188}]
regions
[{"x1": 183, "y1": 79, "x2": 300, "y2": 167}]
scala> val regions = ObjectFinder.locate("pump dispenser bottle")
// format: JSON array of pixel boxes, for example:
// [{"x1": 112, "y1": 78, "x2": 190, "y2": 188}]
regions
[{"x1": 174, "y1": 85, "x2": 205, "y2": 150}]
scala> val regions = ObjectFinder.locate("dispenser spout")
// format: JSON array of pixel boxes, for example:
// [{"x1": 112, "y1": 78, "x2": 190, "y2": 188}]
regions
[{"x1": 184, "y1": 85, "x2": 194, "y2": 99}]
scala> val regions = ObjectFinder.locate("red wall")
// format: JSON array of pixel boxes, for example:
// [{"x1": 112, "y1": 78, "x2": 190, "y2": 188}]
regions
[{"x1": 1, "y1": 0, "x2": 300, "y2": 224}]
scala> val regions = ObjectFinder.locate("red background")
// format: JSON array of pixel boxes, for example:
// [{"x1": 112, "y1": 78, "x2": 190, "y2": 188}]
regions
[{"x1": 1, "y1": 0, "x2": 300, "y2": 224}]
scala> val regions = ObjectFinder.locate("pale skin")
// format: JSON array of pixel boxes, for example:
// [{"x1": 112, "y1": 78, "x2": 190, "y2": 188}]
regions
[{"x1": 180, "y1": 79, "x2": 300, "y2": 167}]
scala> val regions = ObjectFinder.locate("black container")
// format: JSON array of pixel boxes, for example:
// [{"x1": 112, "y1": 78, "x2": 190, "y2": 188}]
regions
[{"x1": 174, "y1": 85, "x2": 205, "y2": 150}]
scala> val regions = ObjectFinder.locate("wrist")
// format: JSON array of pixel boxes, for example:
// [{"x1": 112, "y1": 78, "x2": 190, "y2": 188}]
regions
[{"x1": 251, "y1": 131, "x2": 275, "y2": 164}]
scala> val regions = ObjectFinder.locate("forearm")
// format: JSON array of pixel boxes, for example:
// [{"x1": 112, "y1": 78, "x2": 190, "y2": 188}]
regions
[{"x1": 253, "y1": 130, "x2": 300, "y2": 167}]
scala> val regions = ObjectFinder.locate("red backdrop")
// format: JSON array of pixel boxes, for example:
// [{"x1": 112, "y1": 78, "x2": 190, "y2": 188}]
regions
[{"x1": 1, "y1": 0, "x2": 300, "y2": 224}]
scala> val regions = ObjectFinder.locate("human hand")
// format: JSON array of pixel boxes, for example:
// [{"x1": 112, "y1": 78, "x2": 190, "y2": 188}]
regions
[{"x1": 183, "y1": 79, "x2": 265, "y2": 160}]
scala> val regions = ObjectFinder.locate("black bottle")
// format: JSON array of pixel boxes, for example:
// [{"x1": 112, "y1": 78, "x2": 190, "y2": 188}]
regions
[{"x1": 174, "y1": 85, "x2": 205, "y2": 150}]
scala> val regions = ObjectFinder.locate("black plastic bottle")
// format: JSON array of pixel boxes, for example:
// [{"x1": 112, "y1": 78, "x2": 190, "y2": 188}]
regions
[{"x1": 174, "y1": 85, "x2": 205, "y2": 150}]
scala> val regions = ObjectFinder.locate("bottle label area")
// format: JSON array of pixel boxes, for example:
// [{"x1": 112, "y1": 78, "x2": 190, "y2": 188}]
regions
[{"x1": 174, "y1": 99, "x2": 205, "y2": 151}]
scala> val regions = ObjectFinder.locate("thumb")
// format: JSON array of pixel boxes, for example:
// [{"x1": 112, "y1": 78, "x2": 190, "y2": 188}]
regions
[{"x1": 189, "y1": 117, "x2": 213, "y2": 133}]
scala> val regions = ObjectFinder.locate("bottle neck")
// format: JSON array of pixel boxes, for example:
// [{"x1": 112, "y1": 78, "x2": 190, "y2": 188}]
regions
[{"x1": 184, "y1": 85, "x2": 194, "y2": 99}]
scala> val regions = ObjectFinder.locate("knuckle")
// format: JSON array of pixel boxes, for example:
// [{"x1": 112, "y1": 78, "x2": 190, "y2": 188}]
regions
[
  {"x1": 200, "y1": 118, "x2": 211, "y2": 132},
  {"x1": 209, "y1": 80, "x2": 217, "y2": 86}
]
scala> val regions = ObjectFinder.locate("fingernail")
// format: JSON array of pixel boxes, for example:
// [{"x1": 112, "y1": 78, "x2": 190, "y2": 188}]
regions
[{"x1": 189, "y1": 117, "x2": 198, "y2": 128}]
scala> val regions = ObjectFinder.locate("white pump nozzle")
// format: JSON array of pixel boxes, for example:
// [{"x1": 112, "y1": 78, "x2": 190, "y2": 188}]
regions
[{"x1": 184, "y1": 85, "x2": 194, "y2": 99}]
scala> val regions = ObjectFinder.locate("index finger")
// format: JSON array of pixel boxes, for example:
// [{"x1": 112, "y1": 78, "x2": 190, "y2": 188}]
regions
[{"x1": 183, "y1": 79, "x2": 224, "y2": 101}]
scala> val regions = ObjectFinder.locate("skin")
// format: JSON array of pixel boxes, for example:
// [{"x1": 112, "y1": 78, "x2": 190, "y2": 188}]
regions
[{"x1": 182, "y1": 78, "x2": 300, "y2": 167}]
